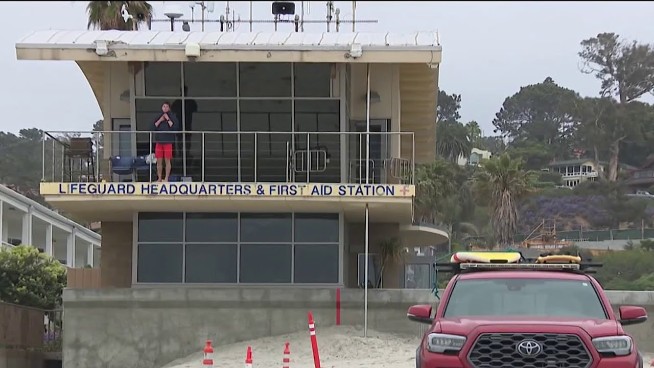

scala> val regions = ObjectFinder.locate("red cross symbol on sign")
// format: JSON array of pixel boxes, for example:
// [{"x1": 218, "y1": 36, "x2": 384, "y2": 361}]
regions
[{"x1": 399, "y1": 185, "x2": 410, "y2": 196}]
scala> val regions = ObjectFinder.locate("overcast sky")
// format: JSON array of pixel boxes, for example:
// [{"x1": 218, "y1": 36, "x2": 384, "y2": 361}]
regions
[{"x1": 1, "y1": 1, "x2": 654, "y2": 136}]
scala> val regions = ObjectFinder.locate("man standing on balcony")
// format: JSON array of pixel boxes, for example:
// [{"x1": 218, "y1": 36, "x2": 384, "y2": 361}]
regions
[{"x1": 153, "y1": 102, "x2": 179, "y2": 182}]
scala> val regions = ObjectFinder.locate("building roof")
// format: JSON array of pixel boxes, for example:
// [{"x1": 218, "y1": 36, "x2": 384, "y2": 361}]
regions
[
  {"x1": 0, "y1": 184, "x2": 101, "y2": 244},
  {"x1": 16, "y1": 30, "x2": 443, "y2": 63}
]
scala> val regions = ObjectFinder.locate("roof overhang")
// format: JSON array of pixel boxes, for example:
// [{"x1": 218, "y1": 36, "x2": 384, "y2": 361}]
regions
[{"x1": 16, "y1": 30, "x2": 443, "y2": 64}]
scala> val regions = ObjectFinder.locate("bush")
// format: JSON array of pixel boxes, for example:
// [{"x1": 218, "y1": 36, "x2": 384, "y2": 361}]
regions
[{"x1": 0, "y1": 246, "x2": 67, "y2": 309}]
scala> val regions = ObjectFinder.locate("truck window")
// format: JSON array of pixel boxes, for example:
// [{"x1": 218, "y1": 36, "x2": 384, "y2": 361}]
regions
[{"x1": 443, "y1": 278, "x2": 607, "y2": 319}]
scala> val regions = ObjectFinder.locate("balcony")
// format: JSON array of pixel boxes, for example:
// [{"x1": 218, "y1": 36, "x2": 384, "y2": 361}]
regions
[
  {"x1": 41, "y1": 130, "x2": 415, "y2": 185},
  {"x1": 560, "y1": 171, "x2": 598, "y2": 178}
]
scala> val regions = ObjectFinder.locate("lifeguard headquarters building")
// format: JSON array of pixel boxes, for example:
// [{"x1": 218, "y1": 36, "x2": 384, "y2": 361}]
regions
[{"x1": 16, "y1": 2, "x2": 445, "y2": 367}]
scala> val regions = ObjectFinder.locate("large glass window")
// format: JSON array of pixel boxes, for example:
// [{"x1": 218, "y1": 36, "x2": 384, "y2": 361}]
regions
[
  {"x1": 136, "y1": 212, "x2": 340, "y2": 284},
  {"x1": 294, "y1": 63, "x2": 332, "y2": 97},
  {"x1": 239, "y1": 63, "x2": 292, "y2": 97},
  {"x1": 144, "y1": 62, "x2": 182, "y2": 97},
  {"x1": 184, "y1": 63, "x2": 237, "y2": 97}
]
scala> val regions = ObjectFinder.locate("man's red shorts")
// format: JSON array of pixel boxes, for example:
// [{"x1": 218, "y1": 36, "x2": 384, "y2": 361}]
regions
[{"x1": 155, "y1": 143, "x2": 173, "y2": 159}]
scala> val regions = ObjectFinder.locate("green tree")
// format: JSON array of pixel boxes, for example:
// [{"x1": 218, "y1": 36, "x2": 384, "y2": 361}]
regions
[
  {"x1": 579, "y1": 33, "x2": 654, "y2": 181},
  {"x1": 436, "y1": 120, "x2": 472, "y2": 162},
  {"x1": 87, "y1": 1, "x2": 153, "y2": 31},
  {"x1": 478, "y1": 136, "x2": 506, "y2": 155},
  {"x1": 414, "y1": 159, "x2": 459, "y2": 225},
  {"x1": 493, "y1": 78, "x2": 580, "y2": 153},
  {"x1": 0, "y1": 246, "x2": 67, "y2": 309},
  {"x1": 437, "y1": 90, "x2": 462, "y2": 123},
  {"x1": 472, "y1": 154, "x2": 536, "y2": 246},
  {"x1": 465, "y1": 121, "x2": 482, "y2": 146}
]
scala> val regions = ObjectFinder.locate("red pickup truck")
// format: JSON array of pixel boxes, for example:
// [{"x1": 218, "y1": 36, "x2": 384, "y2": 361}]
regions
[{"x1": 407, "y1": 253, "x2": 648, "y2": 368}]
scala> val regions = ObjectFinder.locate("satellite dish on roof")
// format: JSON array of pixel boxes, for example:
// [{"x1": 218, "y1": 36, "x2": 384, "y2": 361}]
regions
[{"x1": 206, "y1": 1, "x2": 215, "y2": 13}]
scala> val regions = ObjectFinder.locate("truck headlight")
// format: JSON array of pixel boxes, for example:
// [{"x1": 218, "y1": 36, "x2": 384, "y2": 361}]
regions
[
  {"x1": 592, "y1": 336, "x2": 632, "y2": 356},
  {"x1": 426, "y1": 333, "x2": 466, "y2": 353}
]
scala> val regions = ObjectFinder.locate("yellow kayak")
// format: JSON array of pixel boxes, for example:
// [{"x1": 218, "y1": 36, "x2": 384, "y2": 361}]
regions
[
  {"x1": 536, "y1": 254, "x2": 582, "y2": 264},
  {"x1": 451, "y1": 251, "x2": 522, "y2": 264}
]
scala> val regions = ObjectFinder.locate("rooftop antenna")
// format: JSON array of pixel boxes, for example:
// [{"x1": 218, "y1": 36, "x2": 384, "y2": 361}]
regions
[
  {"x1": 249, "y1": 1, "x2": 253, "y2": 31},
  {"x1": 326, "y1": 1, "x2": 334, "y2": 32},
  {"x1": 352, "y1": 1, "x2": 356, "y2": 32}
]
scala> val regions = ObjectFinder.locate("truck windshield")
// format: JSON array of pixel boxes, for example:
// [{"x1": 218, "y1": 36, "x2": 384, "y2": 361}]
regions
[{"x1": 443, "y1": 278, "x2": 607, "y2": 319}]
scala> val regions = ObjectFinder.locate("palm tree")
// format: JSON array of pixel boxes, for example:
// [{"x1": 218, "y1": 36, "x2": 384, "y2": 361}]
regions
[
  {"x1": 465, "y1": 121, "x2": 482, "y2": 146},
  {"x1": 436, "y1": 120, "x2": 472, "y2": 162},
  {"x1": 472, "y1": 154, "x2": 536, "y2": 247},
  {"x1": 87, "y1": 1, "x2": 153, "y2": 31}
]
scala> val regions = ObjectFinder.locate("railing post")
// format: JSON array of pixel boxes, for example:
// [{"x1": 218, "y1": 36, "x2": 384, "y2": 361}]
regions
[
  {"x1": 41, "y1": 132, "x2": 46, "y2": 182},
  {"x1": 201, "y1": 132, "x2": 205, "y2": 182},
  {"x1": 306, "y1": 132, "x2": 311, "y2": 183},
  {"x1": 149, "y1": 132, "x2": 153, "y2": 182},
  {"x1": 52, "y1": 138, "x2": 55, "y2": 182},
  {"x1": 411, "y1": 132, "x2": 416, "y2": 185},
  {"x1": 254, "y1": 133, "x2": 258, "y2": 182},
  {"x1": 95, "y1": 131, "x2": 100, "y2": 182}
]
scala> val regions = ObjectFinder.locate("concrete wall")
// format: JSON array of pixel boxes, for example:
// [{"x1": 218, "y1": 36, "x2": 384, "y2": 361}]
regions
[
  {"x1": 61, "y1": 288, "x2": 654, "y2": 368},
  {"x1": 0, "y1": 349, "x2": 43, "y2": 368}
]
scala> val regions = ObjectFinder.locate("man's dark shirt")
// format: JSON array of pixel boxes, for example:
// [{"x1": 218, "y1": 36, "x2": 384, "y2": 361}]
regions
[{"x1": 152, "y1": 112, "x2": 179, "y2": 144}]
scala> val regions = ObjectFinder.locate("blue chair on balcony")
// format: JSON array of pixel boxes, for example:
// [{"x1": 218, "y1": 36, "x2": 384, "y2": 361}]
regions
[
  {"x1": 133, "y1": 155, "x2": 156, "y2": 182},
  {"x1": 110, "y1": 156, "x2": 135, "y2": 181}
]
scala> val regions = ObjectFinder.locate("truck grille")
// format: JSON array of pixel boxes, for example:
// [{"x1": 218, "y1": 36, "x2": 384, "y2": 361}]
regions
[{"x1": 468, "y1": 333, "x2": 592, "y2": 368}]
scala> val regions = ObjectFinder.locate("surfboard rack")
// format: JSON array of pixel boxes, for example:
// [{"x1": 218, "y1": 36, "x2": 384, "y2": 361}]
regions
[{"x1": 434, "y1": 251, "x2": 603, "y2": 275}]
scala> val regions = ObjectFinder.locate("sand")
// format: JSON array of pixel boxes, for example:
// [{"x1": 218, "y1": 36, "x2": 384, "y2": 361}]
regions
[
  {"x1": 163, "y1": 326, "x2": 420, "y2": 368},
  {"x1": 163, "y1": 326, "x2": 654, "y2": 368}
]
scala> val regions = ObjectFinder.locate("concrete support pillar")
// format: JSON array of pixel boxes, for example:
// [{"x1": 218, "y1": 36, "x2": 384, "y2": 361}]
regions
[
  {"x1": 66, "y1": 229, "x2": 76, "y2": 267},
  {"x1": 21, "y1": 207, "x2": 32, "y2": 245},
  {"x1": 45, "y1": 223, "x2": 53, "y2": 257},
  {"x1": 87, "y1": 243, "x2": 94, "y2": 268}
]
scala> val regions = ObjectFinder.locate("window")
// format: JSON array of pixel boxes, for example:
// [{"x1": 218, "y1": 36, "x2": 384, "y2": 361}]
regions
[
  {"x1": 185, "y1": 243, "x2": 237, "y2": 283},
  {"x1": 240, "y1": 244, "x2": 292, "y2": 283},
  {"x1": 294, "y1": 244, "x2": 338, "y2": 283},
  {"x1": 137, "y1": 243, "x2": 183, "y2": 282},
  {"x1": 239, "y1": 63, "x2": 291, "y2": 97},
  {"x1": 294, "y1": 63, "x2": 332, "y2": 97},
  {"x1": 404, "y1": 264, "x2": 431, "y2": 289},
  {"x1": 144, "y1": 62, "x2": 182, "y2": 97},
  {"x1": 185, "y1": 213, "x2": 237, "y2": 242},
  {"x1": 184, "y1": 63, "x2": 237, "y2": 97},
  {"x1": 138, "y1": 213, "x2": 183, "y2": 242},
  {"x1": 294, "y1": 213, "x2": 338, "y2": 242},
  {"x1": 135, "y1": 212, "x2": 341, "y2": 284},
  {"x1": 443, "y1": 278, "x2": 607, "y2": 319},
  {"x1": 240, "y1": 213, "x2": 292, "y2": 242}
]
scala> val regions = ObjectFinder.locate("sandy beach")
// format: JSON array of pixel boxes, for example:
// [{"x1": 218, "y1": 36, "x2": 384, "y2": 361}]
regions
[
  {"x1": 163, "y1": 325, "x2": 653, "y2": 368},
  {"x1": 163, "y1": 325, "x2": 420, "y2": 368}
]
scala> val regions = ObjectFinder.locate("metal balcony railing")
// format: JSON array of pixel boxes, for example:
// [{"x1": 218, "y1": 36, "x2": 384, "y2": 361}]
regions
[{"x1": 42, "y1": 130, "x2": 415, "y2": 185}]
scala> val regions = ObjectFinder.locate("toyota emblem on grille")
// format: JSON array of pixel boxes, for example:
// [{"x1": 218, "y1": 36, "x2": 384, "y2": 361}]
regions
[{"x1": 516, "y1": 340, "x2": 542, "y2": 357}]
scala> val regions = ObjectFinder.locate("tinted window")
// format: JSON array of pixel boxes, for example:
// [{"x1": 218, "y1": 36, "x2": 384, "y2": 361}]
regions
[
  {"x1": 239, "y1": 63, "x2": 291, "y2": 97},
  {"x1": 294, "y1": 63, "x2": 331, "y2": 97},
  {"x1": 144, "y1": 62, "x2": 182, "y2": 97},
  {"x1": 444, "y1": 278, "x2": 607, "y2": 319},
  {"x1": 185, "y1": 244, "x2": 237, "y2": 283},
  {"x1": 137, "y1": 243, "x2": 183, "y2": 282},
  {"x1": 294, "y1": 213, "x2": 339, "y2": 242},
  {"x1": 240, "y1": 244, "x2": 292, "y2": 283},
  {"x1": 183, "y1": 62, "x2": 237, "y2": 97},
  {"x1": 294, "y1": 244, "x2": 339, "y2": 283},
  {"x1": 185, "y1": 213, "x2": 238, "y2": 242},
  {"x1": 138, "y1": 213, "x2": 183, "y2": 242},
  {"x1": 240, "y1": 213, "x2": 292, "y2": 242}
]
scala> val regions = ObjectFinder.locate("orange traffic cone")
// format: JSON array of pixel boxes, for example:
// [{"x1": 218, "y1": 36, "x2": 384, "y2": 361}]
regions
[
  {"x1": 283, "y1": 342, "x2": 290, "y2": 368},
  {"x1": 245, "y1": 345, "x2": 253, "y2": 368},
  {"x1": 203, "y1": 340, "x2": 214, "y2": 367}
]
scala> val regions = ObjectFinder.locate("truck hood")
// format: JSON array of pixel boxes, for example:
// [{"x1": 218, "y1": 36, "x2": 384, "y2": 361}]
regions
[{"x1": 435, "y1": 317, "x2": 619, "y2": 337}]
